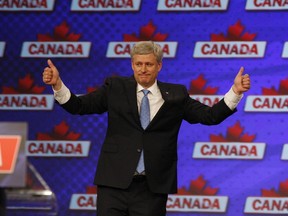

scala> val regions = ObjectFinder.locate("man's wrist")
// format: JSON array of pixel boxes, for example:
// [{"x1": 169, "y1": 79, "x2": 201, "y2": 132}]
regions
[
  {"x1": 232, "y1": 84, "x2": 242, "y2": 95},
  {"x1": 53, "y1": 81, "x2": 70, "y2": 104},
  {"x1": 52, "y1": 79, "x2": 62, "y2": 91}
]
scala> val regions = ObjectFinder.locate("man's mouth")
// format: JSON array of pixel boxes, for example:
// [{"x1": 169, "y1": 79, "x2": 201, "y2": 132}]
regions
[{"x1": 139, "y1": 74, "x2": 149, "y2": 77}]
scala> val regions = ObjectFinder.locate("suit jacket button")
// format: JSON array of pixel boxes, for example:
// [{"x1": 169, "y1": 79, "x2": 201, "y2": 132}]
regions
[{"x1": 137, "y1": 149, "x2": 141, "y2": 153}]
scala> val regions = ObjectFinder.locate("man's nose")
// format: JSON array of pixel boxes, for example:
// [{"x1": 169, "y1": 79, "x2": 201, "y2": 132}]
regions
[{"x1": 140, "y1": 65, "x2": 147, "y2": 72}]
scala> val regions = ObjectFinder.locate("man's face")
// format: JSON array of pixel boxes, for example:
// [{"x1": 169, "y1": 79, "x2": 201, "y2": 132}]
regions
[{"x1": 132, "y1": 53, "x2": 162, "y2": 88}]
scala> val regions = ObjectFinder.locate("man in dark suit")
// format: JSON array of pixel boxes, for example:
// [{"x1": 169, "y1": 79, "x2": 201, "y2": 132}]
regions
[{"x1": 42, "y1": 41, "x2": 250, "y2": 216}]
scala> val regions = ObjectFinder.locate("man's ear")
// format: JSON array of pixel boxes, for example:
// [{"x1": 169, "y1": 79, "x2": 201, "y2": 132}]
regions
[{"x1": 158, "y1": 62, "x2": 162, "y2": 71}]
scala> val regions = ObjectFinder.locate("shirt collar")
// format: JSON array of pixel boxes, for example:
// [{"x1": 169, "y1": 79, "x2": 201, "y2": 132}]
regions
[{"x1": 137, "y1": 81, "x2": 158, "y2": 95}]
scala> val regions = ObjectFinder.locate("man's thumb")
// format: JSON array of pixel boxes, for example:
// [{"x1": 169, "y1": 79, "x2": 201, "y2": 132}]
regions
[
  {"x1": 47, "y1": 59, "x2": 56, "y2": 69},
  {"x1": 237, "y1": 67, "x2": 244, "y2": 77}
]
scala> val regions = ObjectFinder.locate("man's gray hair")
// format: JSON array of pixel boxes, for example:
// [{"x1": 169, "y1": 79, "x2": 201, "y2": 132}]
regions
[{"x1": 130, "y1": 41, "x2": 163, "y2": 63}]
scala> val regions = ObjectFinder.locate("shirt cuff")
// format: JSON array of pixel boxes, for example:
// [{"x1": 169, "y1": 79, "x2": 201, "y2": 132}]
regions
[
  {"x1": 224, "y1": 87, "x2": 243, "y2": 110},
  {"x1": 52, "y1": 82, "x2": 71, "y2": 104}
]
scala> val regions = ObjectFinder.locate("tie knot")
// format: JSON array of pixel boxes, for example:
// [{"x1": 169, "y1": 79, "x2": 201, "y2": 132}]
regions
[{"x1": 142, "y1": 89, "x2": 149, "y2": 96}]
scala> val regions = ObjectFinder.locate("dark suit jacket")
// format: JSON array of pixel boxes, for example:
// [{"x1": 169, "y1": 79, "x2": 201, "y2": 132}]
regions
[{"x1": 61, "y1": 76, "x2": 236, "y2": 194}]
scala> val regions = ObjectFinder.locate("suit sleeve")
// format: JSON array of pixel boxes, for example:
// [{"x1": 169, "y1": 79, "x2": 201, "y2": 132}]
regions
[
  {"x1": 60, "y1": 78, "x2": 111, "y2": 115},
  {"x1": 182, "y1": 86, "x2": 236, "y2": 125}
]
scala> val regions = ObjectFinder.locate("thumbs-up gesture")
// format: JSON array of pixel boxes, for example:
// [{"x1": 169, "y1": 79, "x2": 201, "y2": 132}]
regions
[
  {"x1": 232, "y1": 67, "x2": 250, "y2": 95},
  {"x1": 42, "y1": 59, "x2": 62, "y2": 90}
]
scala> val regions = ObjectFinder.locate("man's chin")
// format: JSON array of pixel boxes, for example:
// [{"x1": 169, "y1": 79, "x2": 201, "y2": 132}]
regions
[
  {"x1": 139, "y1": 80, "x2": 150, "y2": 88},
  {"x1": 139, "y1": 79, "x2": 149, "y2": 84}
]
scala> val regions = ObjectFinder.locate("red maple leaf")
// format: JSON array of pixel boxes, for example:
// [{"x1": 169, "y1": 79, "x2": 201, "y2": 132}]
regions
[
  {"x1": 261, "y1": 179, "x2": 288, "y2": 197},
  {"x1": 86, "y1": 185, "x2": 97, "y2": 194},
  {"x1": 210, "y1": 121, "x2": 256, "y2": 142},
  {"x1": 188, "y1": 74, "x2": 218, "y2": 95},
  {"x1": 123, "y1": 20, "x2": 168, "y2": 42},
  {"x1": 178, "y1": 176, "x2": 218, "y2": 196},
  {"x1": 279, "y1": 180, "x2": 288, "y2": 196},
  {"x1": 211, "y1": 20, "x2": 256, "y2": 41},
  {"x1": 209, "y1": 134, "x2": 226, "y2": 142},
  {"x1": 2, "y1": 74, "x2": 45, "y2": 94},
  {"x1": 36, "y1": 121, "x2": 81, "y2": 140},
  {"x1": 261, "y1": 189, "x2": 281, "y2": 197},
  {"x1": 262, "y1": 87, "x2": 279, "y2": 95},
  {"x1": 37, "y1": 21, "x2": 81, "y2": 42},
  {"x1": 279, "y1": 79, "x2": 288, "y2": 94},
  {"x1": 262, "y1": 79, "x2": 288, "y2": 95},
  {"x1": 87, "y1": 86, "x2": 99, "y2": 93}
]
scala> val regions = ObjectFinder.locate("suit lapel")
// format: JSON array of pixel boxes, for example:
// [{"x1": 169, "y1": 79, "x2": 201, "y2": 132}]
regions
[
  {"x1": 147, "y1": 81, "x2": 172, "y2": 128},
  {"x1": 158, "y1": 81, "x2": 171, "y2": 102},
  {"x1": 124, "y1": 77, "x2": 142, "y2": 127},
  {"x1": 124, "y1": 79, "x2": 174, "y2": 130}
]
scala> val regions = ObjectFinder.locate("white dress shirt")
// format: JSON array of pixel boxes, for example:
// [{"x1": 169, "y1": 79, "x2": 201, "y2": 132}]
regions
[{"x1": 136, "y1": 81, "x2": 164, "y2": 121}]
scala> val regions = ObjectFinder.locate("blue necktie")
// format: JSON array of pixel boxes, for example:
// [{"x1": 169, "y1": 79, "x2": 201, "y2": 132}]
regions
[{"x1": 136, "y1": 89, "x2": 150, "y2": 174}]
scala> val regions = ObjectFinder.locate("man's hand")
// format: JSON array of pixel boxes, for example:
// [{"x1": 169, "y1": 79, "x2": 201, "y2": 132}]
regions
[
  {"x1": 232, "y1": 67, "x2": 250, "y2": 95},
  {"x1": 42, "y1": 59, "x2": 62, "y2": 90}
]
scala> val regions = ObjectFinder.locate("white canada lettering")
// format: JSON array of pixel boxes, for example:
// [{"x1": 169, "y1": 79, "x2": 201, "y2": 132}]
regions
[
  {"x1": 165, "y1": 0, "x2": 221, "y2": 8},
  {"x1": 201, "y1": 144, "x2": 257, "y2": 156},
  {"x1": 0, "y1": 0, "x2": 47, "y2": 8},
  {"x1": 28, "y1": 43, "x2": 83, "y2": 55},
  {"x1": 0, "y1": 96, "x2": 47, "y2": 108},
  {"x1": 201, "y1": 43, "x2": 258, "y2": 55},
  {"x1": 28, "y1": 143, "x2": 83, "y2": 154},
  {"x1": 254, "y1": 0, "x2": 288, "y2": 7},
  {"x1": 253, "y1": 97, "x2": 288, "y2": 109},
  {"x1": 78, "y1": 0, "x2": 133, "y2": 8},
  {"x1": 253, "y1": 199, "x2": 288, "y2": 211},
  {"x1": 167, "y1": 197, "x2": 220, "y2": 209}
]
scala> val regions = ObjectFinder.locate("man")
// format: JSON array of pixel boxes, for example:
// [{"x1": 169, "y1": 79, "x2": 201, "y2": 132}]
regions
[{"x1": 42, "y1": 41, "x2": 250, "y2": 216}]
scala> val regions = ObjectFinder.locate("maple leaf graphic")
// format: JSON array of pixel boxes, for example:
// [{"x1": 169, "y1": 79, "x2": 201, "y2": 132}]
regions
[
  {"x1": 210, "y1": 121, "x2": 256, "y2": 142},
  {"x1": 261, "y1": 179, "x2": 288, "y2": 197},
  {"x1": 36, "y1": 121, "x2": 81, "y2": 140},
  {"x1": 178, "y1": 175, "x2": 218, "y2": 196},
  {"x1": 262, "y1": 79, "x2": 288, "y2": 95},
  {"x1": 123, "y1": 20, "x2": 168, "y2": 41},
  {"x1": 87, "y1": 86, "x2": 99, "y2": 93},
  {"x1": 210, "y1": 20, "x2": 256, "y2": 41},
  {"x1": 37, "y1": 21, "x2": 81, "y2": 42},
  {"x1": 188, "y1": 74, "x2": 218, "y2": 95},
  {"x1": 86, "y1": 185, "x2": 98, "y2": 194},
  {"x1": 2, "y1": 74, "x2": 45, "y2": 94}
]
